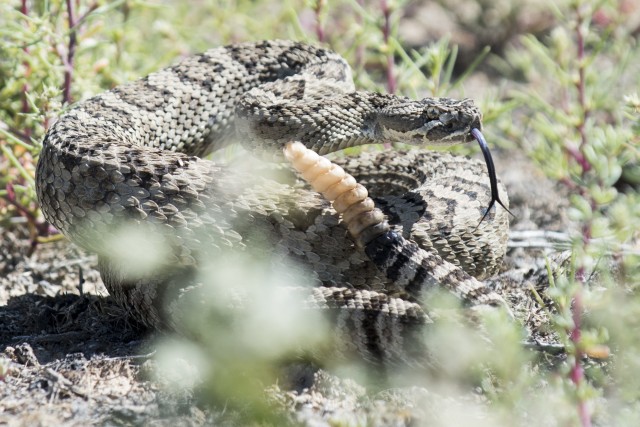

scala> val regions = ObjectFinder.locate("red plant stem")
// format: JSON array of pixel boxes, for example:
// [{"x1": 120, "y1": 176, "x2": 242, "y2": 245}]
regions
[
  {"x1": 567, "y1": 6, "x2": 592, "y2": 427},
  {"x1": 314, "y1": 0, "x2": 325, "y2": 43},
  {"x1": 62, "y1": 0, "x2": 77, "y2": 105},
  {"x1": 354, "y1": 0, "x2": 365, "y2": 71},
  {"x1": 574, "y1": 5, "x2": 591, "y2": 174},
  {"x1": 565, "y1": 144, "x2": 591, "y2": 172},
  {"x1": 380, "y1": 0, "x2": 395, "y2": 94},
  {"x1": 5, "y1": 183, "x2": 49, "y2": 236},
  {"x1": 5, "y1": 183, "x2": 34, "y2": 223},
  {"x1": 380, "y1": 0, "x2": 395, "y2": 150},
  {"x1": 571, "y1": 264, "x2": 591, "y2": 427},
  {"x1": 75, "y1": 2, "x2": 99, "y2": 29}
]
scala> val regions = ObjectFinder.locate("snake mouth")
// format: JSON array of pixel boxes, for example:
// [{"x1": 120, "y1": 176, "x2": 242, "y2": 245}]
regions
[{"x1": 469, "y1": 115, "x2": 483, "y2": 135}]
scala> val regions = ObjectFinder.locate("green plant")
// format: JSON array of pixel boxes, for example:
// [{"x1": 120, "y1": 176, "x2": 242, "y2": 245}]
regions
[{"x1": 499, "y1": 0, "x2": 640, "y2": 425}]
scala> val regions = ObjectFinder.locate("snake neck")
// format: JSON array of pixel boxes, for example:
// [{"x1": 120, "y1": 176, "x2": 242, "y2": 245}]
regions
[
  {"x1": 234, "y1": 91, "x2": 410, "y2": 158},
  {"x1": 234, "y1": 90, "x2": 482, "y2": 159}
]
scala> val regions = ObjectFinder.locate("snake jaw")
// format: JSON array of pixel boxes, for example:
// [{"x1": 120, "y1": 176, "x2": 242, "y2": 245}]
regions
[
  {"x1": 414, "y1": 117, "x2": 477, "y2": 145},
  {"x1": 378, "y1": 97, "x2": 482, "y2": 145}
]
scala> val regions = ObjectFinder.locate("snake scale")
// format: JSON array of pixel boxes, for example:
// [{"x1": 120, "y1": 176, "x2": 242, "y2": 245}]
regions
[{"x1": 35, "y1": 40, "x2": 510, "y2": 365}]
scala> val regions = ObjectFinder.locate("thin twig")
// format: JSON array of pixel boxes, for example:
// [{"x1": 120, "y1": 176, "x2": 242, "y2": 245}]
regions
[
  {"x1": 565, "y1": 144, "x2": 591, "y2": 172},
  {"x1": 574, "y1": 6, "x2": 591, "y2": 175},
  {"x1": 313, "y1": 0, "x2": 325, "y2": 43},
  {"x1": 44, "y1": 368, "x2": 88, "y2": 398},
  {"x1": 0, "y1": 125, "x2": 36, "y2": 151},
  {"x1": 522, "y1": 340, "x2": 565, "y2": 355},
  {"x1": 53, "y1": 256, "x2": 98, "y2": 270},
  {"x1": 380, "y1": 0, "x2": 395, "y2": 151},
  {"x1": 20, "y1": 0, "x2": 31, "y2": 139},
  {"x1": 354, "y1": 0, "x2": 366, "y2": 71},
  {"x1": 101, "y1": 351, "x2": 157, "y2": 362},
  {"x1": 568, "y1": 6, "x2": 593, "y2": 427},
  {"x1": 380, "y1": 0, "x2": 396, "y2": 94},
  {"x1": 0, "y1": 143, "x2": 35, "y2": 187},
  {"x1": 4, "y1": 183, "x2": 50, "y2": 246},
  {"x1": 73, "y1": 1, "x2": 99, "y2": 30},
  {"x1": 13, "y1": 331, "x2": 92, "y2": 344},
  {"x1": 62, "y1": 0, "x2": 77, "y2": 105},
  {"x1": 571, "y1": 237, "x2": 592, "y2": 427},
  {"x1": 507, "y1": 230, "x2": 572, "y2": 250}
]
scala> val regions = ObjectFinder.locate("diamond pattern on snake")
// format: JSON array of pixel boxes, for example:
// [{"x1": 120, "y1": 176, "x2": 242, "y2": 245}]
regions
[{"x1": 35, "y1": 40, "x2": 510, "y2": 364}]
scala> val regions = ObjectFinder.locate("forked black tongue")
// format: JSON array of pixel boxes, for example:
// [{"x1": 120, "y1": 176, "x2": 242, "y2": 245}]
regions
[{"x1": 470, "y1": 128, "x2": 514, "y2": 225}]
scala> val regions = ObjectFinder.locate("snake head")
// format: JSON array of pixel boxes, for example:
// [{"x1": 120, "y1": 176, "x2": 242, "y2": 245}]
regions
[{"x1": 378, "y1": 97, "x2": 482, "y2": 145}]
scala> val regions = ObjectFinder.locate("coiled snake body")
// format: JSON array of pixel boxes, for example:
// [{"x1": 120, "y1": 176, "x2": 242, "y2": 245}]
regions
[{"x1": 36, "y1": 40, "x2": 509, "y2": 364}]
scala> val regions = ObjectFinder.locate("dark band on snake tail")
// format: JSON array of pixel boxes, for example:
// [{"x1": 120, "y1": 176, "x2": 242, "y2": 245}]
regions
[
  {"x1": 359, "y1": 130, "x2": 513, "y2": 247},
  {"x1": 363, "y1": 230, "x2": 502, "y2": 305}
]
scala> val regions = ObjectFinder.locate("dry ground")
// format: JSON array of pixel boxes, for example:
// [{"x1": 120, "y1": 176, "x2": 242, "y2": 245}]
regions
[{"x1": 0, "y1": 149, "x2": 570, "y2": 426}]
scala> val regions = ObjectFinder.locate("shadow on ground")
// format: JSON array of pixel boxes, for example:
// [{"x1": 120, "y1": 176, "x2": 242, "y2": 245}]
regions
[{"x1": 0, "y1": 292, "x2": 147, "y2": 362}]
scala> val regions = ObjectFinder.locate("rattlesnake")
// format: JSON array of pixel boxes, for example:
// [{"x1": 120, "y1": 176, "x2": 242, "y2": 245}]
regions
[{"x1": 35, "y1": 40, "x2": 510, "y2": 364}]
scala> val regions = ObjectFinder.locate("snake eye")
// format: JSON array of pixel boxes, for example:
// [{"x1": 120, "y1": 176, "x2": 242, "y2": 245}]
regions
[{"x1": 425, "y1": 107, "x2": 439, "y2": 119}]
